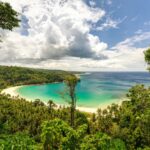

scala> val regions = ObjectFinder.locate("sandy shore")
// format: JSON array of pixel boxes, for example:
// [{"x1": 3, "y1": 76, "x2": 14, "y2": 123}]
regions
[
  {"x1": 76, "y1": 98, "x2": 125, "y2": 113},
  {"x1": 1, "y1": 86, "x2": 22, "y2": 97},
  {"x1": 1, "y1": 86, "x2": 98, "y2": 113},
  {"x1": 77, "y1": 107, "x2": 97, "y2": 113},
  {"x1": 1, "y1": 85, "x2": 125, "y2": 113}
]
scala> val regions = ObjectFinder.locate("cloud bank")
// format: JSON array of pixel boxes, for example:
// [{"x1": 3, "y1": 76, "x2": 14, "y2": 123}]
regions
[
  {"x1": 0, "y1": 0, "x2": 107, "y2": 61},
  {"x1": 0, "y1": 0, "x2": 149, "y2": 71}
]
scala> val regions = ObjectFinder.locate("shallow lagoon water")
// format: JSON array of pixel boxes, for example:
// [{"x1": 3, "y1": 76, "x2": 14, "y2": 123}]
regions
[{"x1": 17, "y1": 72, "x2": 150, "y2": 108}]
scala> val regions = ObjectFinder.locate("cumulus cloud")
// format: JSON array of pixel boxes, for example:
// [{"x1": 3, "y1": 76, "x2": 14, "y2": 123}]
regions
[
  {"x1": 0, "y1": 0, "x2": 106, "y2": 62},
  {"x1": 0, "y1": 0, "x2": 149, "y2": 71}
]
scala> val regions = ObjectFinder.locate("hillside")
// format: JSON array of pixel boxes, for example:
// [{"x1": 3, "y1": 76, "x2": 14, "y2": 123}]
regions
[{"x1": 0, "y1": 65, "x2": 74, "y2": 90}]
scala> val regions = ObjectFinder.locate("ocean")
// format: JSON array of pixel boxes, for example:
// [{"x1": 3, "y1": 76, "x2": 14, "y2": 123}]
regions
[{"x1": 16, "y1": 72, "x2": 150, "y2": 108}]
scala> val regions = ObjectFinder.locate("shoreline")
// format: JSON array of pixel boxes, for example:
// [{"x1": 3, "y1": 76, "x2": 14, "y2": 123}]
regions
[
  {"x1": 1, "y1": 86, "x2": 23, "y2": 97},
  {"x1": 1, "y1": 85, "x2": 98, "y2": 113},
  {"x1": 1, "y1": 85, "x2": 126, "y2": 113}
]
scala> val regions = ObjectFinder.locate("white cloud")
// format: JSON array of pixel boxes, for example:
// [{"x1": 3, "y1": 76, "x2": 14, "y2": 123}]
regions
[
  {"x1": 0, "y1": 0, "x2": 106, "y2": 62},
  {"x1": 96, "y1": 16, "x2": 127, "y2": 31},
  {"x1": 96, "y1": 19, "x2": 118, "y2": 31},
  {"x1": 114, "y1": 31, "x2": 150, "y2": 47},
  {"x1": 100, "y1": 32, "x2": 150, "y2": 71},
  {"x1": 0, "y1": 0, "x2": 149, "y2": 72}
]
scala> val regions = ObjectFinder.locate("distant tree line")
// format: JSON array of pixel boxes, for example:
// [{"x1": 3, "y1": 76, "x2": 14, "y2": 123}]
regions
[{"x1": 0, "y1": 65, "x2": 74, "y2": 90}]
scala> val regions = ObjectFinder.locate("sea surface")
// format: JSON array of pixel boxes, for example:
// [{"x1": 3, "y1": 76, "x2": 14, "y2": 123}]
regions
[{"x1": 16, "y1": 72, "x2": 150, "y2": 108}]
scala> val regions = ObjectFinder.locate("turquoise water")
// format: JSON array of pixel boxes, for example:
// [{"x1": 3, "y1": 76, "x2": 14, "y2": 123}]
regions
[{"x1": 16, "y1": 72, "x2": 150, "y2": 108}]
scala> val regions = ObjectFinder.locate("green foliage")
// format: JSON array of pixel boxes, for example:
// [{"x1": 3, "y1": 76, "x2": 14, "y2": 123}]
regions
[
  {"x1": 0, "y1": 94, "x2": 88, "y2": 143},
  {"x1": 110, "y1": 139, "x2": 126, "y2": 150},
  {"x1": 0, "y1": 2, "x2": 20, "y2": 30},
  {"x1": 81, "y1": 132, "x2": 111, "y2": 150},
  {"x1": 81, "y1": 133, "x2": 126, "y2": 150},
  {"x1": 144, "y1": 48, "x2": 150, "y2": 65},
  {"x1": 144, "y1": 48, "x2": 150, "y2": 71},
  {"x1": 0, "y1": 84, "x2": 149, "y2": 149},
  {"x1": 0, "y1": 133, "x2": 38, "y2": 150},
  {"x1": 96, "y1": 85, "x2": 150, "y2": 149},
  {"x1": 65, "y1": 75, "x2": 79, "y2": 90},
  {"x1": 0, "y1": 65, "x2": 73, "y2": 89},
  {"x1": 41, "y1": 119, "x2": 87, "y2": 150},
  {"x1": 64, "y1": 75, "x2": 79, "y2": 127}
]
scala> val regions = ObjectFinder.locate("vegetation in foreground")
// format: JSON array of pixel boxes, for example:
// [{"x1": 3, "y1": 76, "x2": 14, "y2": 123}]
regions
[{"x1": 0, "y1": 85, "x2": 150, "y2": 149}]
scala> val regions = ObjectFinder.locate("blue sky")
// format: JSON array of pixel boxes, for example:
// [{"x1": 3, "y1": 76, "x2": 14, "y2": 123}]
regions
[
  {"x1": 88, "y1": 0, "x2": 150, "y2": 47},
  {"x1": 0, "y1": 0, "x2": 150, "y2": 71}
]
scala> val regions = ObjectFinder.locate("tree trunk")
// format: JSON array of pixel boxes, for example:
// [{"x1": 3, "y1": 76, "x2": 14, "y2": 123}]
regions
[
  {"x1": 70, "y1": 93, "x2": 75, "y2": 128},
  {"x1": 71, "y1": 106, "x2": 74, "y2": 127}
]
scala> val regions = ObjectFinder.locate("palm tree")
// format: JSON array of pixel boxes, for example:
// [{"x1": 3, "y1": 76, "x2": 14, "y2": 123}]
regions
[{"x1": 47, "y1": 100, "x2": 57, "y2": 118}]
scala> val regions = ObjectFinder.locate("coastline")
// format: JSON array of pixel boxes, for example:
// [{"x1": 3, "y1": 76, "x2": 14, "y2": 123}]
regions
[
  {"x1": 1, "y1": 86, "x2": 22, "y2": 97},
  {"x1": 1, "y1": 85, "x2": 98, "y2": 113},
  {"x1": 1, "y1": 85, "x2": 125, "y2": 113}
]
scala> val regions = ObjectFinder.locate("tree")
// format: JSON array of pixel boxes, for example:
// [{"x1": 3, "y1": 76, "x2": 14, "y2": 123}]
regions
[
  {"x1": 81, "y1": 132, "x2": 108, "y2": 150},
  {"x1": 81, "y1": 132, "x2": 126, "y2": 150},
  {"x1": 47, "y1": 100, "x2": 57, "y2": 118},
  {"x1": 0, "y1": 133, "x2": 38, "y2": 150},
  {"x1": 64, "y1": 75, "x2": 79, "y2": 127},
  {"x1": 144, "y1": 48, "x2": 150, "y2": 70},
  {"x1": 33, "y1": 99, "x2": 45, "y2": 106},
  {"x1": 41, "y1": 119, "x2": 87, "y2": 150},
  {"x1": 0, "y1": 2, "x2": 20, "y2": 30}
]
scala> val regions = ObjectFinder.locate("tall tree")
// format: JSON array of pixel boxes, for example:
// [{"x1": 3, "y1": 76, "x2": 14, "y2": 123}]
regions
[
  {"x1": 64, "y1": 75, "x2": 78, "y2": 127},
  {"x1": 0, "y1": 2, "x2": 20, "y2": 30}
]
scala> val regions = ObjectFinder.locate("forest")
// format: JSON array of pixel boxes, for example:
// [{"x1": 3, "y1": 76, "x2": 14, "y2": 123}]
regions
[
  {"x1": 0, "y1": 65, "x2": 150, "y2": 150},
  {"x1": 0, "y1": 65, "x2": 74, "y2": 90}
]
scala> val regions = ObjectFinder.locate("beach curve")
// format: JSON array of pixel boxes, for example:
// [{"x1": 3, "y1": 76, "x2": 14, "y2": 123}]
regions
[{"x1": 1, "y1": 85, "x2": 98, "y2": 113}]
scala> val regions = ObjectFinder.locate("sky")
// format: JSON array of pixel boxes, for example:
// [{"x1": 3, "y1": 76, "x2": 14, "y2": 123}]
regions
[{"x1": 0, "y1": 0, "x2": 150, "y2": 71}]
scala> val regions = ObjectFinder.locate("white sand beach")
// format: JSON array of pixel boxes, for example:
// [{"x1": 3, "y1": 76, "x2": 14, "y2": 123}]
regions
[
  {"x1": 0, "y1": 85, "x2": 125, "y2": 113},
  {"x1": 77, "y1": 97, "x2": 127, "y2": 113},
  {"x1": 77, "y1": 106, "x2": 97, "y2": 113},
  {"x1": 1, "y1": 86, "x2": 97, "y2": 113},
  {"x1": 1, "y1": 86, "x2": 22, "y2": 97}
]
